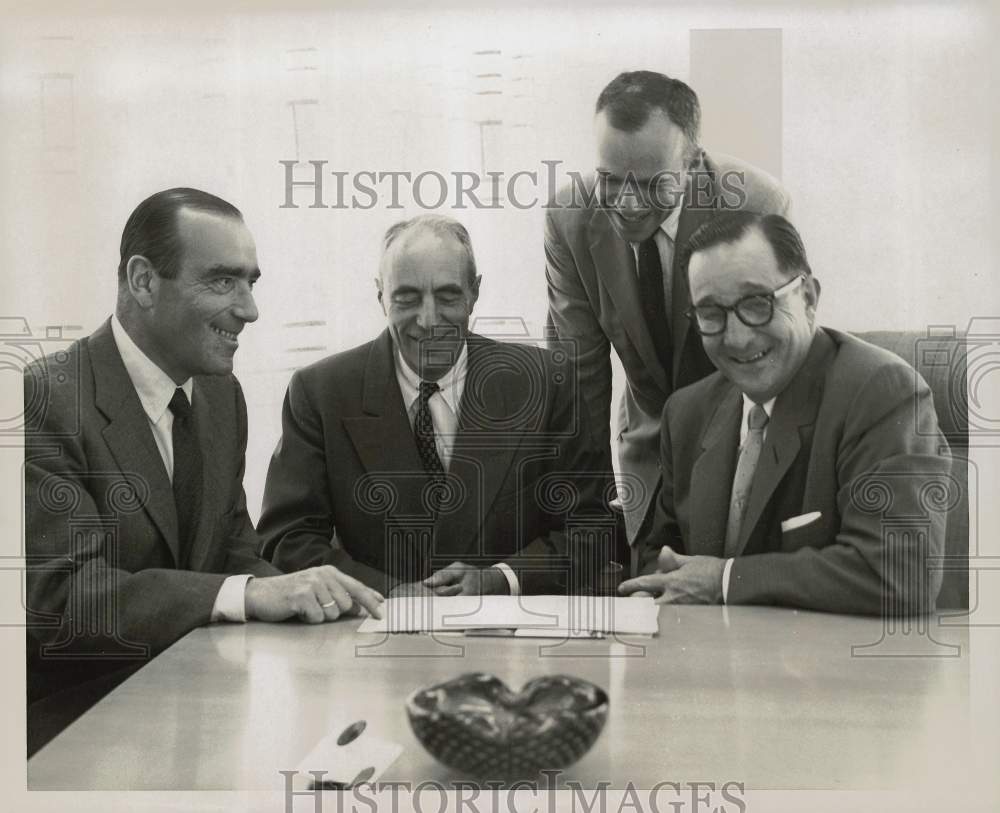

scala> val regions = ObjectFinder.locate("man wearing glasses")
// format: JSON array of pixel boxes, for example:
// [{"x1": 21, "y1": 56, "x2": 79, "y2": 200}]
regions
[{"x1": 619, "y1": 212, "x2": 950, "y2": 614}]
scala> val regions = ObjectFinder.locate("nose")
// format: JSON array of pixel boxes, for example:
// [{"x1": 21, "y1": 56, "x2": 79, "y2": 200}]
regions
[
  {"x1": 721, "y1": 310, "x2": 756, "y2": 351},
  {"x1": 232, "y1": 281, "x2": 259, "y2": 323},
  {"x1": 415, "y1": 295, "x2": 438, "y2": 331}
]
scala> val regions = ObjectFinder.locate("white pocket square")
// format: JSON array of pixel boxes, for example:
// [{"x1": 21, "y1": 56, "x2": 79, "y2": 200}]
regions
[{"x1": 781, "y1": 511, "x2": 822, "y2": 533}]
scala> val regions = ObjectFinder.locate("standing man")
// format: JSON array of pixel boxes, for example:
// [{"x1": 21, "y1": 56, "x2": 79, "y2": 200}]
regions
[
  {"x1": 24, "y1": 188, "x2": 383, "y2": 754},
  {"x1": 545, "y1": 70, "x2": 790, "y2": 544},
  {"x1": 619, "y1": 213, "x2": 950, "y2": 614},
  {"x1": 259, "y1": 215, "x2": 610, "y2": 597}
]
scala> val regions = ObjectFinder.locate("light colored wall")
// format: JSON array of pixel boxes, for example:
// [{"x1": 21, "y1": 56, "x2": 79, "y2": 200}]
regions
[{"x1": 2, "y1": 2, "x2": 994, "y2": 517}]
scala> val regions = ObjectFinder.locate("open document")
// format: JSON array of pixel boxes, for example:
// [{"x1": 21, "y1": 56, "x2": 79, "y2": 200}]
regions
[{"x1": 357, "y1": 595, "x2": 659, "y2": 636}]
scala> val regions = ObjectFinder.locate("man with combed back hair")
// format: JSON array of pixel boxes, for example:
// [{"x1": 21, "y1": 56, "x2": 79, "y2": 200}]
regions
[
  {"x1": 620, "y1": 212, "x2": 950, "y2": 614},
  {"x1": 24, "y1": 187, "x2": 384, "y2": 755}
]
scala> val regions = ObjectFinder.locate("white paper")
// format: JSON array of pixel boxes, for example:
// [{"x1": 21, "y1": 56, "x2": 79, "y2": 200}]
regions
[
  {"x1": 357, "y1": 595, "x2": 659, "y2": 635},
  {"x1": 291, "y1": 718, "x2": 403, "y2": 791}
]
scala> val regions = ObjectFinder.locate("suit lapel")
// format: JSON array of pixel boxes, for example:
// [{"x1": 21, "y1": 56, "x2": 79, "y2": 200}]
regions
[
  {"x1": 89, "y1": 320, "x2": 181, "y2": 565},
  {"x1": 688, "y1": 385, "x2": 741, "y2": 556},
  {"x1": 434, "y1": 336, "x2": 519, "y2": 557},
  {"x1": 734, "y1": 330, "x2": 834, "y2": 556},
  {"x1": 588, "y1": 209, "x2": 669, "y2": 393},
  {"x1": 670, "y1": 156, "x2": 718, "y2": 385},
  {"x1": 343, "y1": 331, "x2": 426, "y2": 477}
]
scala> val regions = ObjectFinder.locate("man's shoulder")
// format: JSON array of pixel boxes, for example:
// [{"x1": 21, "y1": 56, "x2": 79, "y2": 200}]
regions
[
  {"x1": 664, "y1": 369, "x2": 733, "y2": 420},
  {"x1": 545, "y1": 173, "x2": 601, "y2": 230},
  {"x1": 704, "y1": 151, "x2": 790, "y2": 214},
  {"x1": 823, "y1": 327, "x2": 925, "y2": 398}
]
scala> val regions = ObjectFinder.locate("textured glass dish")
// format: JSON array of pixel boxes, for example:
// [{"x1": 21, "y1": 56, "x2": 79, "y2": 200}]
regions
[{"x1": 406, "y1": 672, "x2": 608, "y2": 779}]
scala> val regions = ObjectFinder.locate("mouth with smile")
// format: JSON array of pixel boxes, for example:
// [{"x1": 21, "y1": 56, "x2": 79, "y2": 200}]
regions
[
  {"x1": 730, "y1": 348, "x2": 771, "y2": 365},
  {"x1": 210, "y1": 325, "x2": 240, "y2": 344}
]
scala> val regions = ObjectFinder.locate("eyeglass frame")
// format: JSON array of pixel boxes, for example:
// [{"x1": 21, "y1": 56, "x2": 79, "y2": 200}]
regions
[{"x1": 684, "y1": 274, "x2": 807, "y2": 336}]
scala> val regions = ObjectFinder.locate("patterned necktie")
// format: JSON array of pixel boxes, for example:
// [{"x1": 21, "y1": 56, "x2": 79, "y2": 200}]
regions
[
  {"x1": 415, "y1": 381, "x2": 445, "y2": 479},
  {"x1": 637, "y1": 236, "x2": 673, "y2": 381},
  {"x1": 168, "y1": 387, "x2": 203, "y2": 568},
  {"x1": 724, "y1": 403, "x2": 769, "y2": 558}
]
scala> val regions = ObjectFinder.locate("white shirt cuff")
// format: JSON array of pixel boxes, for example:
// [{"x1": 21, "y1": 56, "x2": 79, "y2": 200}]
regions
[
  {"x1": 721, "y1": 558, "x2": 734, "y2": 604},
  {"x1": 211, "y1": 574, "x2": 254, "y2": 623},
  {"x1": 492, "y1": 563, "x2": 520, "y2": 596}
]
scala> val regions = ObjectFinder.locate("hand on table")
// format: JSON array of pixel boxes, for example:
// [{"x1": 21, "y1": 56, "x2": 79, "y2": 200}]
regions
[
  {"x1": 423, "y1": 561, "x2": 510, "y2": 596},
  {"x1": 244, "y1": 566, "x2": 384, "y2": 623},
  {"x1": 618, "y1": 546, "x2": 725, "y2": 604},
  {"x1": 388, "y1": 580, "x2": 438, "y2": 598}
]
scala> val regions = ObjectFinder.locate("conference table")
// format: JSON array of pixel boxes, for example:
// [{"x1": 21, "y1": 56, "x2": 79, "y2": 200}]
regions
[{"x1": 28, "y1": 605, "x2": 974, "y2": 791}]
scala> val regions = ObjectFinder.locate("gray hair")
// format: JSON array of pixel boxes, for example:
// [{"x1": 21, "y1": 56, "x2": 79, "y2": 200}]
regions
[{"x1": 380, "y1": 215, "x2": 478, "y2": 285}]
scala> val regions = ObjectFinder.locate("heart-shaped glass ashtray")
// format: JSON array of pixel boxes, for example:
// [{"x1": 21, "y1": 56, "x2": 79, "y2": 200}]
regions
[{"x1": 405, "y1": 672, "x2": 608, "y2": 779}]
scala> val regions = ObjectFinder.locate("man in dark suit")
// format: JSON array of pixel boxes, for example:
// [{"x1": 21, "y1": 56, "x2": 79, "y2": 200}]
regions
[
  {"x1": 259, "y1": 215, "x2": 610, "y2": 597},
  {"x1": 545, "y1": 70, "x2": 791, "y2": 543},
  {"x1": 620, "y1": 212, "x2": 951, "y2": 614},
  {"x1": 24, "y1": 188, "x2": 383, "y2": 754}
]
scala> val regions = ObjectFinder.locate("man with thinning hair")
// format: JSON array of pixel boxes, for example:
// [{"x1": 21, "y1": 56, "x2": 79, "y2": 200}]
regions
[
  {"x1": 259, "y1": 215, "x2": 610, "y2": 597},
  {"x1": 24, "y1": 188, "x2": 383, "y2": 754},
  {"x1": 545, "y1": 70, "x2": 791, "y2": 546},
  {"x1": 619, "y1": 212, "x2": 950, "y2": 614}
]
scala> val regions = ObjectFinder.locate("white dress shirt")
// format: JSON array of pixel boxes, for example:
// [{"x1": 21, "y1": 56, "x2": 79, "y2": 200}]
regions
[
  {"x1": 721, "y1": 394, "x2": 776, "y2": 603},
  {"x1": 110, "y1": 315, "x2": 251, "y2": 622},
  {"x1": 393, "y1": 344, "x2": 519, "y2": 596}
]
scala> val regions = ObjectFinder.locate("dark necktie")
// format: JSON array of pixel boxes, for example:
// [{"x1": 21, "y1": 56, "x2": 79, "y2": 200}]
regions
[
  {"x1": 637, "y1": 236, "x2": 673, "y2": 382},
  {"x1": 168, "y1": 387, "x2": 203, "y2": 568},
  {"x1": 415, "y1": 381, "x2": 445, "y2": 480},
  {"x1": 724, "y1": 404, "x2": 770, "y2": 558}
]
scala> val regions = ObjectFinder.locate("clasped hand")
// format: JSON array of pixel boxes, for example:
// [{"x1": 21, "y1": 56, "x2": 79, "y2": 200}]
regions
[{"x1": 618, "y1": 546, "x2": 726, "y2": 604}]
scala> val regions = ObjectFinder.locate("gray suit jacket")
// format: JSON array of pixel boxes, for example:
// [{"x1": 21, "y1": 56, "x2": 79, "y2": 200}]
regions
[
  {"x1": 545, "y1": 151, "x2": 790, "y2": 537},
  {"x1": 635, "y1": 328, "x2": 952, "y2": 614},
  {"x1": 24, "y1": 318, "x2": 278, "y2": 702}
]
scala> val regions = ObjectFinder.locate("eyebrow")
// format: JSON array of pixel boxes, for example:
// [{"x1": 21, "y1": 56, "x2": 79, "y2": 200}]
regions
[
  {"x1": 391, "y1": 284, "x2": 464, "y2": 296},
  {"x1": 694, "y1": 285, "x2": 773, "y2": 307},
  {"x1": 203, "y1": 264, "x2": 261, "y2": 281}
]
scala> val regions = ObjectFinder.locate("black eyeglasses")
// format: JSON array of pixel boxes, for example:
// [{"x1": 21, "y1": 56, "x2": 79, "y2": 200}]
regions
[{"x1": 685, "y1": 275, "x2": 805, "y2": 336}]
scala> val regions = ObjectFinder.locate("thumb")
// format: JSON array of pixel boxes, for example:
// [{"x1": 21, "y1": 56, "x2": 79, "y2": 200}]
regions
[{"x1": 657, "y1": 545, "x2": 688, "y2": 573}]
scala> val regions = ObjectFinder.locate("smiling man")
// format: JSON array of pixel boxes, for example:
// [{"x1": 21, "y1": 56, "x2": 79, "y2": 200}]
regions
[
  {"x1": 259, "y1": 215, "x2": 610, "y2": 598},
  {"x1": 545, "y1": 70, "x2": 791, "y2": 546},
  {"x1": 619, "y1": 212, "x2": 951, "y2": 614},
  {"x1": 24, "y1": 188, "x2": 383, "y2": 755}
]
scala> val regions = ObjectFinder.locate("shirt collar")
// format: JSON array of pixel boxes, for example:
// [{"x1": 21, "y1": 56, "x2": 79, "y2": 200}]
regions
[
  {"x1": 740, "y1": 393, "x2": 776, "y2": 430},
  {"x1": 658, "y1": 203, "x2": 681, "y2": 242},
  {"x1": 394, "y1": 341, "x2": 468, "y2": 415},
  {"x1": 111, "y1": 314, "x2": 193, "y2": 423}
]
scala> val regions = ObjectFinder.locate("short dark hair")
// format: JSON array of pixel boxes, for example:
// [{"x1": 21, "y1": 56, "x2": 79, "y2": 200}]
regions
[
  {"x1": 596, "y1": 70, "x2": 701, "y2": 145},
  {"x1": 380, "y1": 214, "x2": 478, "y2": 286},
  {"x1": 684, "y1": 212, "x2": 813, "y2": 280},
  {"x1": 117, "y1": 187, "x2": 243, "y2": 283}
]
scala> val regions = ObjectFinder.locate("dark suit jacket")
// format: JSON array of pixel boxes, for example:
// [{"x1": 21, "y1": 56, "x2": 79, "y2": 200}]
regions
[
  {"x1": 258, "y1": 331, "x2": 612, "y2": 595},
  {"x1": 545, "y1": 151, "x2": 791, "y2": 533},
  {"x1": 635, "y1": 328, "x2": 952, "y2": 615},
  {"x1": 23, "y1": 318, "x2": 278, "y2": 704}
]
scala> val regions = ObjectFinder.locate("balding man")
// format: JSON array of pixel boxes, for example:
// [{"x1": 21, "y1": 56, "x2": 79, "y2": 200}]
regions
[{"x1": 259, "y1": 215, "x2": 611, "y2": 597}]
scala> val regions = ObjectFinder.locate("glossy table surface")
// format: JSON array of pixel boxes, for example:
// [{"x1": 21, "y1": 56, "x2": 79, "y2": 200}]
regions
[{"x1": 27, "y1": 605, "x2": 974, "y2": 790}]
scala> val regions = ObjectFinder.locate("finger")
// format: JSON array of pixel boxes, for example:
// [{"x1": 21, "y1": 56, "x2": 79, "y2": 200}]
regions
[
  {"x1": 627, "y1": 590, "x2": 654, "y2": 598},
  {"x1": 294, "y1": 592, "x2": 326, "y2": 624},
  {"x1": 312, "y1": 581, "x2": 343, "y2": 622},
  {"x1": 433, "y1": 583, "x2": 463, "y2": 597},
  {"x1": 422, "y1": 569, "x2": 457, "y2": 588},
  {"x1": 657, "y1": 545, "x2": 688, "y2": 573},
  {"x1": 619, "y1": 574, "x2": 666, "y2": 595},
  {"x1": 325, "y1": 569, "x2": 386, "y2": 620}
]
